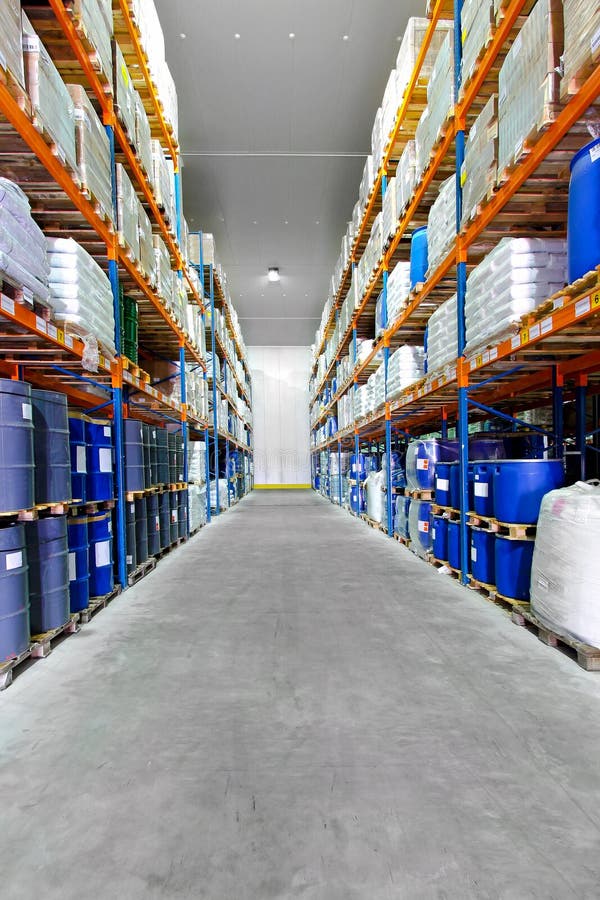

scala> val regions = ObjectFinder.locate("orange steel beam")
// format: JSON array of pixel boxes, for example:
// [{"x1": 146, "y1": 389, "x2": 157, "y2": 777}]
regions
[
  {"x1": 115, "y1": 0, "x2": 178, "y2": 163},
  {"x1": 0, "y1": 82, "x2": 114, "y2": 247},
  {"x1": 463, "y1": 65, "x2": 600, "y2": 248}
]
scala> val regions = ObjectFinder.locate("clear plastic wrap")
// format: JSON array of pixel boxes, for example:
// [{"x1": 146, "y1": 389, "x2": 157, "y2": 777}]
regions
[
  {"x1": 137, "y1": 199, "x2": 155, "y2": 285},
  {"x1": 359, "y1": 155, "x2": 375, "y2": 210},
  {"x1": 396, "y1": 18, "x2": 454, "y2": 101},
  {"x1": 0, "y1": 178, "x2": 50, "y2": 302},
  {"x1": 387, "y1": 261, "x2": 412, "y2": 326},
  {"x1": 381, "y1": 68, "x2": 398, "y2": 147},
  {"x1": 387, "y1": 345, "x2": 424, "y2": 400},
  {"x1": 426, "y1": 293, "x2": 457, "y2": 373},
  {"x1": 153, "y1": 233, "x2": 172, "y2": 303},
  {"x1": 116, "y1": 163, "x2": 139, "y2": 259},
  {"x1": 67, "y1": 84, "x2": 112, "y2": 224},
  {"x1": 135, "y1": 91, "x2": 153, "y2": 181},
  {"x1": 415, "y1": 33, "x2": 455, "y2": 179},
  {"x1": 365, "y1": 470, "x2": 385, "y2": 523},
  {"x1": 395, "y1": 141, "x2": 417, "y2": 217},
  {"x1": 70, "y1": 0, "x2": 113, "y2": 86},
  {"x1": 371, "y1": 107, "x2": 384, "y2": 173},
  {"x1": 382, "y1": 175, "x2": 398, "y2": 245},
  {"x1": 22, "y1": 18, "x2": 77, "y2": 177},
  {"x1": 461, "y1": 95, "x2": 498, "y2": 228},
  {"x1": 497, "y1": 0, "x2": 563, "y2": 176},
  {"x1": 427, "y1": 175, "x2": 456, "y2": 275},
  {"x1": 0, "y1": 0, "x2": 24, "y2": 86},
  {"x1": 562, "y1": 0, "x2": 600, "y2": 98},
  {"x1": 151, "y1": 140, "x2": 176, "y2": 227},
  {"x1": 112, "y1": 41, "x2": 136, "y2": 141},
  {"x1": 460, "y1": 0, "x2": 495, "y2": 89},
  {"x1": 530, "y1": 481, "x2": 600, "y2": 648},
  {"x1": 408, "y1": 499, "x2": 433, "y2": 558},
  {"x1": 46, "y1": 236, "x2": 115, "y2": 356}
]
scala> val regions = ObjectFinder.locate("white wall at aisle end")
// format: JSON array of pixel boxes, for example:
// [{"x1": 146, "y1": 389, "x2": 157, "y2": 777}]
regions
[{"x1": 248, "y1": 346, "x2": 311, "y2": 486}]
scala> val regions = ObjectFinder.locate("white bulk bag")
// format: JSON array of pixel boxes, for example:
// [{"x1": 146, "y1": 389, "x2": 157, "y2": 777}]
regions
[{"x1": 365, "y1": 470, "x2": 385, "y2": 523}]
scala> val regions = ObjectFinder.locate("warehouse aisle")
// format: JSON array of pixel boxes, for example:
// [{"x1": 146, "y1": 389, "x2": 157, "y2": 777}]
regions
[{"x1": 2, "y1": 491, "x2": 600, "y2": 899}]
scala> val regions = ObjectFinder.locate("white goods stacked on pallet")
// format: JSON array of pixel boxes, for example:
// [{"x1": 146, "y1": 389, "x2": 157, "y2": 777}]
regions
[
  {"x1": 67, "y1": 85, "x2": 113, "y2": 224},
  {"x1": 138, "y1": 202, "x2": 156, "y2": 285},
  {"x1": 497, "y1": 0, "x2": 564, "y2": 177},
  {"x1": 46, "y1": 237, "x2": 116, "y2": 357},
  {"x1": 530, "y1": 482, "x2": 600, "y2": 648},
  {"x1": 0, "y1": 179, "x2": 50, "y2": 305},
  {"x1": 425, "y1": 293, "x2": 458, "y2": 373},
  {"x1": 396, "y1": 18, "x2": 454, "y2": 103},
  {"x1": 381, "y1": 176, "x2": 398, "y2": 246},
  {"x1": 130, "y1": 0, "x2": 178, "y2": 140},
  {"x1": 461, "y1": 95, "x2": 498, "y2": 228},
  {"x1": 415, "y1": 31, "x2": 455, "y2": 180},
  {"x1": 426, "y1": 174, "x2": 456, "y2": 275},
  {"x1": 151, "y1": 140, "x2": 176, "y2": 227},
  {"x1": 395, "y1": 141, "x2": 418, "y2": 219},
  {"x1": 386, "y1": 261, "x2": 412, "y2": 326},
  {"x1": 0, "y1": 0, "x2": 24, "y2": 87},
  {"x1": 365, "y1": 470, "x2": 385, "y2": 523},
  {"x1": 460, "y1": 0, "x2": 495, "y2": 90},
  {"x1": 387, "y1": 346, "x2": 425, "y2": 400},
  {"x1": 116, "y1": 163, "x2": 140, "y2": 259},
  {"x1": 561, "y1": 0, "x2": 600, "y2": 99},
  {"x1": 112, "y1": 42, "x2": 137, "y2": 141},
  {"x1": 464, "y1": 238, "x2": 567, "y2": 353},
  {"x1": 188, "y1": 441, "x2": 207, "y2": 485}
]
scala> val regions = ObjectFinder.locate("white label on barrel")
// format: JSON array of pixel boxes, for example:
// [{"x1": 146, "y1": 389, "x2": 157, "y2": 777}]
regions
[
  {"x1": 437, "y1": 478, "x2": 450, "y2": 492},
  {"x1": 127, "y1": 555, "x2": 133, "y2": 565},
  {"x1": 416, "y1": 459, "x2": 429, "y2": 470},
  {"x1": 68, "y1": 552, "x2": 76, "y2": 582},
  {"x1": 5, "y1": 551, "x2": 22, "y2": 571},
  {"x1": 474, "y1": 483, "x2": 488, "y2": 498},
  {"x1": 99, "y1": 448, "x2": 112, "y2": 472},
  {"x1": 591, "y1": 142, "x2": 600, "y2": 164},
  {"x1": 108, "y1": 520, "x2": 112, "y2": 534},
  {"x1": 418, "y1": 520, "x2": 429, "y2": 533},
  {"x1": 95, "y1": 540, "x2": 110, "y2": 568},
  {"x1": 154, "y1": 516, "x2": 160, "y2": 531},
  {"x1": 130, "y1": 503, "x2": 135, "y2": 513},
  {"x1": 103, "y1": 426, "x2": 111, "y2": 437},
  {"x1": 76, "y1": 445, "x2": 86, "y2": 473},
  {"x1": 171, "y1": 510, "x2": 178, "y2": 523},
  {"x1": 471, "y1": 546, "x2": 477, "y2": 562}
]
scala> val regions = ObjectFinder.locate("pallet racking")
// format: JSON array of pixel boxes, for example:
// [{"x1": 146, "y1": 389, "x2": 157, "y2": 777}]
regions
[{"x1": 309, "y1": 0, "x2": 600, "y2": 583}]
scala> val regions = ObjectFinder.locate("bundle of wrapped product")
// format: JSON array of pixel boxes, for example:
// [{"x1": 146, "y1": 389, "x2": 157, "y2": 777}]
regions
[
  {"x1": 382, "y1": 176, "x2": 398, "y2": 245},
  {"x1": 461, "y1": 95, "x2": 498, "y2": 229},
  {"x1": 153, "y1": 234, "x2": 172, "y2": 302},
  {"x1": 366, "y1": 363, "x2": 386, "y2": 413},
  {"x1": 387, "y1": 261, "x2": 412, "y2": 325},
  {"x1": 358, "y1": 213, "x2": 383, "y2": 296},
  {"x1": 415, "y1": 32, "x2": 455, "y2": 179},
  {"x1": 357, "y1": 338, "x2": 375, "y2": 365},
  {"x1": 371, "y1": 107, "x2": 384, "y2": 172},
  {"x1": 375, "y1": 292, "x2": 386, "y2": 338},
  {"x1": 46, "y1": 236, "x2": 115, "y2": 355},
  {"x1": 427, "y1": 175, "x2": 456, "y2": 275},
  {"x1": 151, "y1": 140, "x2": 176, "y2": 227},
  {"x1": 396, "y1": 17, "x2": 453, "y2": 103},
  {"x1": 395, "y1": 496, "x2": 411, "y2": 539},
  {"x1": 530, "y1": 482, "x2": 600, "y2": 648},
  {"x1": 338, "y1": 393, "x2": 355, "y2": 431},
  {"x1": 116, "y1": 164, "x2": 139, "y2": 259},
  {"x1": 382, "y1": 68, "x2": 399, "y2": 149},
  {"x1": 188, "y1": 440, "x2": 206, "y2": 484},
  {"x1": 359, "y1": 156, "x2": 375, "y2": 211},
  {"x1": 354, "y1": 383, "x2": 369, "y2": 421},
  {"x1": 0, "y1": 0, "x2": 24, "y2": 87},
  {"x1": 0, "y1": 178, "x2": 49, "y2": 304},
  {"x1": 352, "y1": 200, "x2": 362, "y2": 238},
  {"x1": 112, "y1": 42, "x2": 137, "y2": 142},
  {"x1": 135, "y1": 92, "x2": 153, "y2": 182},
  {"x1": 497, "y1": 0, "x2": 563, "y2": 177},
  {"x1": 130, "y1": 0, "x2": 178, "y2": 139},
  {"x1": 188, "y1": 483, "x2": 207, "y2": 531},
  {"x1": 170, "y1": 272, "x2": 188, "y2": 330},
  {"x1": 387, "y1": 345, "x2": 424, "y2": 400},
  {"x1": 365, "y1": 470, "x2": 385, "y2": 523},
  {"x1": 395, "y1": 141, "x2": 417, "y2": 217},
  {"x1": 67, "y1": 85, "x2": 113, "y2": 223},
  {"x1": 426, "y1": 293, "x2": 457, "y2": 373},
  {"x1": 72, "y1": 0, "x2": 112, "y2": 85},
  {"x1": 408, "y1": 499, "x2": 433, "y2": 559},
  {"x1": 465, "y1": 238, "x2": 567, "y2": 352},
  {"x1": 561, "y1": 0, "x2": 600, "y2": 99},
  {"x1": 338, "y1": 353, "x2": 353, "y2": 386},
  {"x1": 210, "y1": 478, "x2": 228, "y2": 510},
  {"x1": 138, "y1": 201, "x2": 156, "y2": 284},
  {"x1": 22, "y1": 17, "x2": 77, "y2": 176},
  {"x1": 460, "y1": 0, "x2": 495, "y2": 91}
]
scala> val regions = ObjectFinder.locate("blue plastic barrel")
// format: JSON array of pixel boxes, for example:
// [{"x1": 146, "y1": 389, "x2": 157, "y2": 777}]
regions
[
  {"x1": 147, "y1": 493, "x2": 160, "y2": 556},
  {"x1": 394, "y1": 496, "x2": 410, "y2": 538},
  {"x1": 135, "y1": 496, "x2": 148, "y2": 564},
  {"x1": 568, "y1": 138, "x2": 600, "y2": 283},
  {"x1": 124, "y1": 419, "x2": 145, "y2": 492},
  {"x1": 450, "y1": 462, "x2": 475, "y2": 511},
  {"x1": 85, "y1": 419, "x2": 113, "y2": 502},
  {"x1": 473, "y1": 462, "x2": 495, "y2": 517},
  {"x1": 87, "y1": 511, "x2": 114, "y2": 597},
  {"x1": 31, "y1": 389, "x2": 71, "y2": 504},
  {"x1": 447, "y1": 520, "x2": 462, "y2": 570},
  {"x1": 142, "y1": 424, "x2": 152, "y2": 490},
  {"x1": 178, "y1": 490, "x2": 188, "y2": 539},
  {"x1": 410, "y1": 226, "x2": 428, "y2": 289},
  {"x1": 408, "y1": 499, "x2": 433, "y2": 557},
  {"x1": 0, "y1": 378, "x2": 34, "y2": 513},
  {"x1": 495, "y1": 536, "x2": 534, "y2": 600},
  {"x1": 408, "y1": 439, "x2": 458, "y2": 491},
  {"x1": 350, "y1": 454, "x2": 366, "y2": 482},
  {"x1": 159, "y1": 491, "x2": 170, "y2": 548},
  {"x1": 156, "y1": 429, "x2": 170, "y2": 485},
  {"x1": 470, "y1": 527, "x2": 495, "y2": 585},
  {"x1": 149, "y1": 426, "x2": 159, "y2": 486},
  {"x1": 0, "y1": 524, "x2": 29, "y2": 659},
  {"x1": 125, "y1": 500, "x2": 136, "y2": 575},
  {"x1": 350, "y1": 484, "x2": 365, "y2": 514},
  {"x1": 493, "y1": 460, "x2": 564, "y2": 524},
  {"x1": 68, "y1": 416, "x2": 87, "y2": 504},
  {"x1": 469, "y1": 437, "x2": 506, "y2": 461},
  {"x1": 25, "y1": 516, "x2": 70, "y2": 634},
  {"x1": 169, "y1": 492, "x2": 179, "y2": 543},
  {"x1": 435, "y1": 462, "x2": 453, "y2": 506},
  {"x1": 67, "y1": 516, "x2": 89, "y2": 613},
  {"x1": 432, "y1": 515, "x2": 448, "y2": 561}
]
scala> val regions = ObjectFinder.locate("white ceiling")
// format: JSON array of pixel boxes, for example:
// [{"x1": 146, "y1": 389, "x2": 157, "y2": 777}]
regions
[{"x1": 156, "y1": 0, "x2": 423, "y2": 345}]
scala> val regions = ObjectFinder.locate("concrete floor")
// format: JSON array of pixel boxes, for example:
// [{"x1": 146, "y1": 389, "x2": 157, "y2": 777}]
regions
[{"x1": 2, "y1": 490, "x2": 600, "y2": 899}]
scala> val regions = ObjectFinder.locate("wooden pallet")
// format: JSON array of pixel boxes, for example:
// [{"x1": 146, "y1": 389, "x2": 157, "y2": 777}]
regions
[
  {"x1": 497, "y1": 99, "x2": 563, "y2": 186},
  {"x1": 393, "y1": 533, "x2": 411, "y2": 547},
  {"x1": 431, "y1": 504, "x2": 461, "y2": 520},
  {"x1": 152, "y1": 536, "x2": 186, "y2": 560},
  {"x1": 79, "y1": 587, "x2": 121, "y2": 624},
  {"x1": 467, "y1": 513, "x2": 536, "y2": 540},
  {"x1": 30, "y1": 614, "x2": 80, "y2": 659},
  {"x1": 360, "y1": 513, "x2": 387, "y2": 533},
  {"x1": 511, "y1": 606, "x2": 600, "y2": 672},
  {"x1": 0, "y1": 645, "x2": 33, "y2": 691},
  {"x1": 406, "y1": 489, "x2": 435, "y2": 501},
  {"x1": 468, "y1": 577, "x2": 529, "y2": 611},
  {"x1": 69, "y1": 498, "x2": 115, "y2": 514},
  {"x1": 122, "y1": 357, "x2": 150, "y2": 383},
  {"x1": 0, "y1": 500, "x2": 72, "y2": 521},
  {"x1": 127, "y1": 556, "x2": 156, "y2": 587}
]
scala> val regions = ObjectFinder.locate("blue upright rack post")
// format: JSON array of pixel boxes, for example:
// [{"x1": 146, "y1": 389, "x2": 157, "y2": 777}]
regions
[
  {"x1": 209, "y1": 263, "x2": 219, "y2": 514},
  {"x1": 224, "y1": 361, "x2": 230, "y2": 508},
  {"x1": 576, "y1": 375, "x2": 587, "y2": 480}
]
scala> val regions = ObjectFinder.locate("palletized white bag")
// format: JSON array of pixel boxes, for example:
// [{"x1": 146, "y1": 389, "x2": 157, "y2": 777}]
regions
[{"x1": 530, "y1": 481, "x2": 600, "y2": 648}]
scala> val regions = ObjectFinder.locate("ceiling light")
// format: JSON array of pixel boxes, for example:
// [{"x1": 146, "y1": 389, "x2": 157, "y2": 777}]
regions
[
  {"x1": 180, "y1": 32, "x2": 186, "y2": 39},
  {"x1": 268, "y1": 267, "x2": 280, "y2": 283},
  {"x1": 289, "y1": 32, "x2": 295, "y2": 39},
  {"x1": 283, "y1": 293, "x2": 287, "y2": 297},
  {"x1": 234, "y1": 32, "x2": 241, "y2": 39},
  {"x1": 342, "y1": 34, "x2": 349, "y2": 41},
  {"x1": 284, "y1": 220, "x2": 289, "y2": 225},
  {"x1": 315, "y1": 220, "x2": 320, "y2": 225},
  {"x1": 252, "y1": 220, "x2": 257, "y2": 225}
]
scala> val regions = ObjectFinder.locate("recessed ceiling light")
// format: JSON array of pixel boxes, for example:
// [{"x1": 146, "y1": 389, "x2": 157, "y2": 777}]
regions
[
  {"x1": 342, "y1": 34, "x2": 349, "y2": 41},
  {"x1": 396, "y1": 35, "x2": 402, "y2": 41},
  {"x1": 180, "y1": 32, "x2": 186, "y2": 39},
  {"x1": 284, "y1": 220, "x2": 289, "y2": 225},
  {"x1": 283, "y1": 293, "x2": 287, "y2": 297},
  {"x1": 234, "y1": 32, "x2": 241, "y2": 39},
  {"x1": 289, "y1": 32, "x2": 295, "y2": 39},
  {"x1": 315, "y1": 220, "x2": 320, "y2": 225},
  {"x1": 268, "y1": 267, "x2": 280, "y2": 283},
  {"x1": 252, "y1": 220, "x2": 257, "y2": 225},
  {"x1": 261, "y1": 293, "x2": 264, "y2": 297}
]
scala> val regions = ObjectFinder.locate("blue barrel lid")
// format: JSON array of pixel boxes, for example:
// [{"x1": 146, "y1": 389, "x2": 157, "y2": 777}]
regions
[
  {"x1": 0, "y1": 377, "x2": 31, "y2": 398},
  {"x1": 411, "y1": 225, "x2": 427, "y2": 238},
  {"x1": 31, "y1": 387, "x2": 68, "y2": 406},
  {"x1": 0, "y1": 523, "x2": 24, "y2": 551},
  {"x1": 570, "y1": 137, "x2": 600, "y2": 172}
]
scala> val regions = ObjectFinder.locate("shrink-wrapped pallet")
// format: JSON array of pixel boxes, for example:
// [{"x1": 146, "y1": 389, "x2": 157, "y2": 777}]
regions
[
  {"x1": 497, "y1": 0, "x2": 563, "y2": 177},
  {"x1": 153, "y1": 233, "x2": 172, "y2": 303},
  {"x1": 188, "y1": 440, "x2": 206, "y2": 484},
  {"x1": 171, "y1": 271, "x2": 187, "y2": 330},
  {"x1": 530, "y1": 482, "x2": 600, "y2": 648},
  {"x1": 382, "y1": 68, "x2": 399, "y2": 147},
  {"x1": 396, "y1": 17, "x2": 454, "y2": 102},
  {"x1": 22, "y1": 18, "x2": 77, "y2": 177},
  {"x1": 382, "y1": 176, "x2": 398, "y2": 245},
  {"x1": 371, "y1": 107, "x2": 384, "y2": 172},
  {"x1": 46, "y1": 236, "x2": 115, "y2": 356},
  {"x1": 387, "y1": 345, "x2": 424, "y2": 399},
  {"x1": 112, "y1": 42, "x2": 136, "y2": 141},
  {"x1": 116, "y1": 163, "x2": 139, "y2": 260},
  {"x1": 137, "y1": 200, "x2": 155, "y2": 285},
  {"x1": 464, "y1": 237, "x2": 567, "y2": 353},
  {"x1": 70, "y1": 0, "x2": 113, "y2": 87},
  {"x1": 395, "y1": 141, "x2": 417, "y2": 217},
  {"x1": 387, "y1": 261, "x2": 411, "y2": 326},
  {"x1": 415, "y1": 32, "x2": 455, "y2": 179},
  {"x1": 461, "y1": 95, "x2": 498, "y2": 229},
  {"x1": 365, "y1": 471, "x2": 385, "y2": 523},
  {"x1": 151, "y1": 140, "x2": 176, "y2": 227},
  {"x1": 0, "y1": 178, "x2": 49, "y2": 303},
  {"x1": 135, "y1": 92, "x2": 153, "y2": 183},
  {"x1": 460, "y1": 0, "x2": 495, "y2": 91},
  {"x1": 426, "y1": 293, "x2": 458, "y2": 372},
  {"x1": 427, "y1": 175, "x2": 456, "y2": 275},
  {"x1": 0, "y1": 0, "x2": 24, "y2": 87},
  {"x1": 67, "y1": 84, "x2": 112, "y2": 224},
  {"x1": 562, "y1": 0, "x2": 600, "y2": 98},
  {"x1": 359, "y1": 155, "x2": 375, "y2": 210}
]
